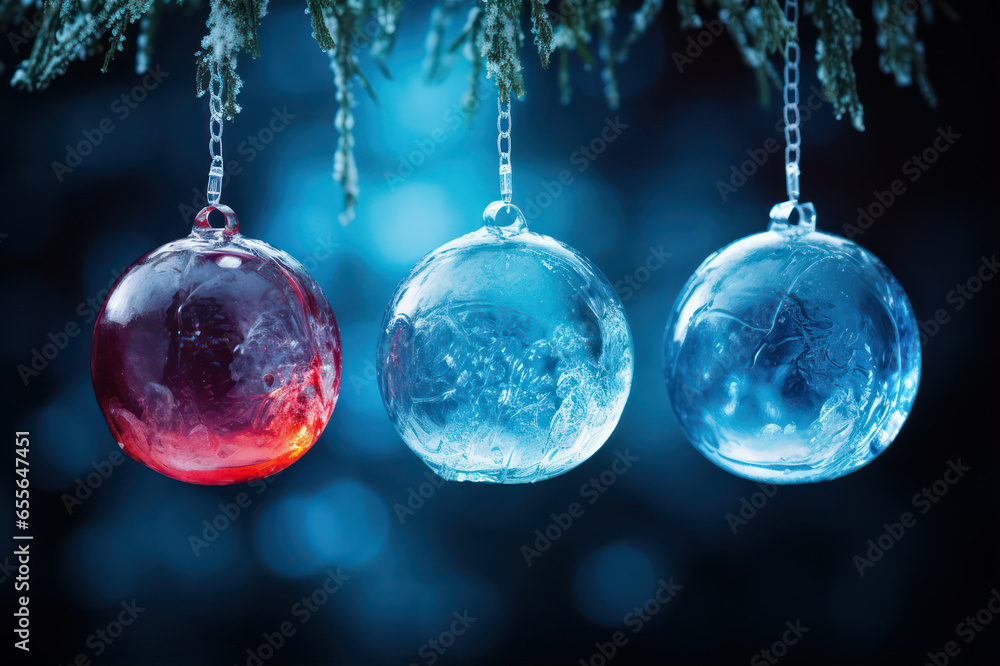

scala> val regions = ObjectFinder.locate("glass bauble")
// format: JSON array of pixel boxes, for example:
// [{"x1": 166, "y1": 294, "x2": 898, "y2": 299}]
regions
[
  {"x1": 91, "y1": 205, "x2": 341, "y2": 484},
  {"x1": 378, "y1": 203, "x2": 633, "y2": 483},
  {"x1": 663, "y1": 206, "x2": 920, "y2": 483}
]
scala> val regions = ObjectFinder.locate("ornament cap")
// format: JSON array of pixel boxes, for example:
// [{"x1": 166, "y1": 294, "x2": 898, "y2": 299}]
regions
[
  {"x1": 194, "y1": 204, "x2": 240, "y2": 239},
  {"x1": 768, "y1": 200, "x2": 816, "y2": 235},
  {"x1": 482, "y1": 201, "x2": 527, "y2": 237}
]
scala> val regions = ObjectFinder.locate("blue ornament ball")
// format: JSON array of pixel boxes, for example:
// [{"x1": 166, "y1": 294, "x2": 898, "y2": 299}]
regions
[
  {"x1": 663, "y1": 207, "x2": 920, "y2": 483},
  {"x1": 378, "y1": 202, "x2": 634, "y2": 483}
]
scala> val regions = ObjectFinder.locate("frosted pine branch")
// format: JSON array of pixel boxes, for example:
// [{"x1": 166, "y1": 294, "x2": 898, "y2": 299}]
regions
[
  {"x1": 194, "y1": 0, "x2": 267, "y2": 120},
  {"x1": 135, "y1": 1, "x2": 164, "y2": 75},
  {"x1": 809, "y1": 0, "x2": 864, "y2": 130},
  {"x1": 617, "y1": 0, "x2": 662, "y2": 62},
  {"x1": 370, "y1": 0, "x2": 401, "y2": 76},
  {"x1": 480, "y1": 0, "x2": 525, "y2": 100},
  {"x1": 425, "y1": 0, "x2": 464, "y2": 81},
  {"x1": 0, "y1": 0, "x2": 952, "y2": 222},
  {"x1": 595, "y1": 0, "x2": 619, "y2": 109},
  {"x1": 529, "y1": 0, "x2": 554, "y2": 67},
  {"x1": 874, "y1": 0, "x2": 937, "y2": 107}
]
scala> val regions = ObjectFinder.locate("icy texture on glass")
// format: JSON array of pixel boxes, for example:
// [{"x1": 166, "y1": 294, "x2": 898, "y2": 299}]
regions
[
  {"x1": 663, "y1": 228, "x2": 920, "y2": 483},
  {"x1": 378, "y1": 204, "x2": 633, "y2": 483},
  {"x1": 91, "y1": 210, "x2": 341, "y2": 485}
]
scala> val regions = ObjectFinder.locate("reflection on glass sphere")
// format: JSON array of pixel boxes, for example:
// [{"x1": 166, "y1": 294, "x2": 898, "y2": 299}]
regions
[
  {"x1": 92, "y1": 206, "x2": 341, "y2": 485},
  {"x1": 663, "y1": 214, "x2": 920, "y2": 483},
  {"x1": 378, "y1": 203, "x2": 633, "y2": 483}
]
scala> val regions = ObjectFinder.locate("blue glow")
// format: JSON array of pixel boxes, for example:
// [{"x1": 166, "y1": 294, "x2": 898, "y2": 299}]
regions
[
  {"x1": 303, "y1": 480, "x2": 390, "y2": 566},
  {"x1": 574, "y1": 543, "x2": 657, "y2": 626},
  {"x1": 664, "y1": 227, "x2": 921, "y2": 483},
  {"x1": 255, "y1": 481, "x2": 389, "y2": 577},
  {"x1": 366, "y1": 183, "x2": 466, "y2": 267},
  {"x1": 255, "y1": 495, "x2": 319, "y2": 578},
  {"x1": 27, "y1": 382, "x2": 105, "y2": 491},
  {"x1": 152, "y1": 499, "x2": 240, "y2": 574},
  {"x1": 352, "y1": 573, "x2": 506, "y2": 660},
  {"x1": 377, "y1": 204, "x2": 634, "y2": 483},
  {"x1": 336, "y1": 319, "x2": 407, "y2": 456}
]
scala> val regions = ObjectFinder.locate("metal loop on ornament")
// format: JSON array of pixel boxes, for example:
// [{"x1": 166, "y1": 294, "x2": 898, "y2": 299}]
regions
[
  {"x1": 194, "y1": 204, "x2": 240, "y2": 237},
  {"x1": 483, "y1": 200, "x2": 527, "y2": 236},
  {"x1": 768, "y1": 200, "x2": 816, "y2": 235}
]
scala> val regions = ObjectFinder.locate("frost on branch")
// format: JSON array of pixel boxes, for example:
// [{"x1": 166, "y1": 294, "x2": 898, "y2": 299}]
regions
[
  {"x1": 480, "y1": 0, "x2": 525, "y2": 100},
  {"x1": 679, "y1": 0, "x2": 782, "y2": 107},
  {"x1": 757, "y1": 0, "x2": 794, "y2": 54},
  {"x1": 458, "y1": 7, "x2": 486, "y2": 115},
  {"x1": 322, "y1": 0, "x2": 394, "y2": 225},
  {"x1": 425, "y1": 0, "x2": 465, "y2": 81},
  {"x1": 195, "y1": 0, "x2": 268, "y2": 120},
  {"x1": 136, "y1": 1, "x2": 164, "y2": 75},
  {"x1": 10, "y1": 0, "x2": 156, "y2": 91},
  {"x1": 530, "y1": 0, "x2": 555, "y2": 67},
  {"x1": 873, "y1": 0, "x2": 942, "y2": 108},
  {"x1": 307, "y1": 0, "x2": 337, "y2": 50},
  {"x1": 369, "y1": 0, "x2": 401, "y2": 76},
  {"x1": 808, "y1": 0, "x2": 864, "y2": 130},
  {"x1": 428, "y1": 0, "x2": 662, "y2": 109},
  {"x1": 675, "y1": 0, "x2": 946, "y2": 130},
  {"x1": 1, "y1": 0, "x2": 951, "y2": 221},
  {"x1": 326, "y1": 5, "x2": 360, "y2": 226},
  {"x1": 618, "y1": 0, "x2": 663, "y2": 62}
]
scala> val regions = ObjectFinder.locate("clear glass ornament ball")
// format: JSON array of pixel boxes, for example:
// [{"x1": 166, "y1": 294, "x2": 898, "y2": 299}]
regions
[
  {"x1": 377, "y1": 202, "x2": 634, "y2": 483},
  {"x1": 91, "y1": 206, "x2": 342, "y2": 485},
  {"x1": 663, "y1": 206, "x2": 920, "y2": 483}
]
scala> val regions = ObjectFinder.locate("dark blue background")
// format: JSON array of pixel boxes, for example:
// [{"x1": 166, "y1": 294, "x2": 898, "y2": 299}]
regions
[{"x1": 1, "y1": 1, "x2": 997, "y2": 664}]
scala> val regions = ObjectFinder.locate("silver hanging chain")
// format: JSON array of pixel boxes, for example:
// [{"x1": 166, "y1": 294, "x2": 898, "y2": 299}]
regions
[
  {"x1": 783, "y1": 0, "x2": 801, "y2": 202},
  {"x1": 207, "y1": 61, "x2": 224, "y2": 205},
  {"x1": 768, "y1": 0, "x2": 815, "y2": 234},
  {"x1": 497, "y1": 94, "x2": 512, "y2": 204}
]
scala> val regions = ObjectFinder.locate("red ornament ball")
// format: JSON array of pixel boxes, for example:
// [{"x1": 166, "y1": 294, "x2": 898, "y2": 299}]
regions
[{"x1": 91, "y1": 206, "x2": 341, "y2": 485}]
